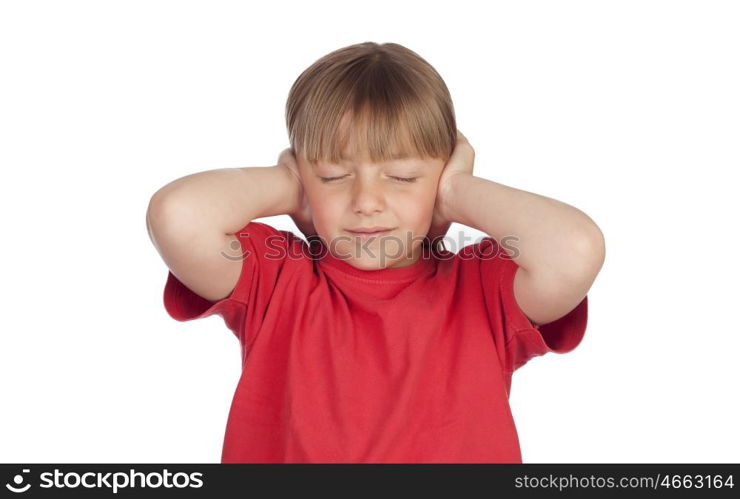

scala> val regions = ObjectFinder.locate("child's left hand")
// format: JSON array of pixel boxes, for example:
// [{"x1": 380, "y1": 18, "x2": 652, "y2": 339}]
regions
[{"x1": 427, "y1": 130, "x2": 475, "y2": 246}]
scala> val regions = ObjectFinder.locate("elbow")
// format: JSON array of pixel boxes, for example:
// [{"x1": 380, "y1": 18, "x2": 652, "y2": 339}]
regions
[
  {"x1": 147, "y1": 191, "x2": 171, "y2": 233},
  {"x1": 574, "y1": 224, "x2": 606, "y2": 279},
  {"x1": 146, "y1": 189, "x2": 188, "y2": 243}
]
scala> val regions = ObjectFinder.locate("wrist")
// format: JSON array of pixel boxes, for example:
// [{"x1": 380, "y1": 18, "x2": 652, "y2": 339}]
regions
[
  {"x1": 272, "y1": 164, "x2": 303, "y2": 216},
  {"x1": 439, "y1": 173, "x2": 467, "y2": 223}
]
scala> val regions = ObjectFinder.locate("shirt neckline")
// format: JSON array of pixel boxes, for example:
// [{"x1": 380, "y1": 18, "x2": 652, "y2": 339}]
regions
[{"x1": 310, "y1": 239, "x2": 437, "y2": 281}]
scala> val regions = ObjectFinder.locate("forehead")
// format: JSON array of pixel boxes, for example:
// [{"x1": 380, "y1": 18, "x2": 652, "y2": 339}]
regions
[
  {"x1": 338, "y1": 153, "x2": 418, "y2": 165},
  {"x1": 311, "y1": 157, "x2": 443, "y2": 176},
  {"x1": 316, "y1": 154, "x2": 425, "y2": 168}
]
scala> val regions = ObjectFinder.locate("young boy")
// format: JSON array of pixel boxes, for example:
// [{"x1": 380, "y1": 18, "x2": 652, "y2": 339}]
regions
[{"x1": 146, "y1": 42, "x2": 605, "y2": 463}]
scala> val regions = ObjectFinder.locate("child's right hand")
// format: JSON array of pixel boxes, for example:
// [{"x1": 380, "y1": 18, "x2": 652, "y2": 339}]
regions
[{"x1": 277, "y1": 147, "x2": 318, "y2": 239}]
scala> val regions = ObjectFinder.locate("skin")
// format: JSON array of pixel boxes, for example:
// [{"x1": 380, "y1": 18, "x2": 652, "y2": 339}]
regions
[
  {"x1": 278, "y1": 130, "x2": 473, "y2": 270},
  {"x1": 281, "y1": 129, "x2": 605, "y2": 325},
  {"x1": 294, "y1": 152, "x2": 444, "y2": 270}
]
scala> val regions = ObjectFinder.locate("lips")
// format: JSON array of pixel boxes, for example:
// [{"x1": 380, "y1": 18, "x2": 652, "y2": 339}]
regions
[
  {"x1": 347, "y1": 226, "x2": 394, "y2": 233},
  {"x1": 346, "y1": 227, "x2": 395, "y2": 239}
]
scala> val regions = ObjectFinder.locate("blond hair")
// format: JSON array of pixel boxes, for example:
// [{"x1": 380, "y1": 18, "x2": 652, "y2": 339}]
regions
[
  {"x1": 285, "y1": 41, "x2": 457, "y2": 165},
  {"x1": 284, "y1": 41, "x2": 456, "y2": 254}
]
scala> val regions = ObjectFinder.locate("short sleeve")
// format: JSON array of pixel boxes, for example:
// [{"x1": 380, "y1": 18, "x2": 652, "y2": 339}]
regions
[
  {"x1": 163, "y1": 220, "x2": 294, "y2": 348},
  {"x1": 477, "y1": 237, "x2": 588, "y2": 373}
]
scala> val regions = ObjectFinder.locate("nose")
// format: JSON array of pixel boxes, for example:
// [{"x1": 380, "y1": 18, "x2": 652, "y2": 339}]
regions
[{"x1": 351, "y1": 175, "x2": 385, "y2": 216}]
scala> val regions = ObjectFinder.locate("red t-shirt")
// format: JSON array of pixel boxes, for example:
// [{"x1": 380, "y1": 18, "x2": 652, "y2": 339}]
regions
[{"x1": 163, "y1": 221, "x2": 588, "y2": 463}]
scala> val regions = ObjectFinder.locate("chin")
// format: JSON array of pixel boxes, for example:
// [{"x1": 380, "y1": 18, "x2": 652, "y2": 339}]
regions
[{"x1": 347, "y1": 256, "x2": 388, "y2": 270}]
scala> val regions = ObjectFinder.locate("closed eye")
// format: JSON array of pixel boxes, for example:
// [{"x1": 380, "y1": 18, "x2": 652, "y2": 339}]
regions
[
  {"x1": 319, "y1": 175, "x2": 417, "y2": 183},
  {"x1": 319, "y1": 175, "x2": 349, "y2": 183}
]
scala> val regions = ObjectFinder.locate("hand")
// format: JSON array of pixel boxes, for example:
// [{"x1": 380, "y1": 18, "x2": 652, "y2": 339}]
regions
[
  {"x1": 427, "y1": 130, "x2": 475, "y2": 246},
  {"x1": 277, "y1": 147, "x2": 318, "y2": 239}
]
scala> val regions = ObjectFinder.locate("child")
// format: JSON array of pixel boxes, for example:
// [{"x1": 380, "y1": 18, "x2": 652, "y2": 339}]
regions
[{"x1": 146, "y1": 42, "x2": 605, "y2": 463}]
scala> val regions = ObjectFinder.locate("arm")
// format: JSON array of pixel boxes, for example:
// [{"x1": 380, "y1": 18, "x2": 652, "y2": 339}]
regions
[
  {"x1": 146, "y1": 165, "x2": 300, "y2": 302},
  {"x1": 445, "y1": 173, "x2": 605, "y2": 326},
  {"x1": 438, "y1": 132, "x2": 605, "y2": 326},
  {"x1": 148, "y1": 165, "x2": 299, "y2": 236},
  {"x1": 446, "y1": 174, "x2": 605, "y2": 278}
]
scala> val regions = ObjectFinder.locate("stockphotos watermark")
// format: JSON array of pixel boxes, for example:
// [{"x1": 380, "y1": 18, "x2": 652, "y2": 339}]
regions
[
  {"x1": 4, "y1": 467, "x2": 203, "y2": 494},
  {"x1": 220, "y1": 229, "x2": 521, "y2": 267}
]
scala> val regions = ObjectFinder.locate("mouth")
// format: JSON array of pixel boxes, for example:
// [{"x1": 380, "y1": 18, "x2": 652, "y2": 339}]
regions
[{"x1": 346, "y1": 227, "x2": 395, "y2": 239}]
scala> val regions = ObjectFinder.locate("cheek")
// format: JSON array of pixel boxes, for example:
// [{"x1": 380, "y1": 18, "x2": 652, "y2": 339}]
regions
[
  {"x1": 395, "y1": 191, "x2": 435, "y2": 225},
  {"x1": 307, "y1": 184, "x2": 435, "y2": 227},
  {"x1": 307, "y1": 190, "x2": 344, "y2": 224}
]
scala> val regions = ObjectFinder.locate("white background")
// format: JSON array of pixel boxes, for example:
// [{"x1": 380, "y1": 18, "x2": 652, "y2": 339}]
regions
[{"x1": 1, "y1": 0, "x2": 738, "y2": 463}]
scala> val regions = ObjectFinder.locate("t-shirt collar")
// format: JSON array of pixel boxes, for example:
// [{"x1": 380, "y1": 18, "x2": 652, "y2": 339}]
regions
[{"x1": 309, "y1": 239, "x2": 436, "y2": 281}]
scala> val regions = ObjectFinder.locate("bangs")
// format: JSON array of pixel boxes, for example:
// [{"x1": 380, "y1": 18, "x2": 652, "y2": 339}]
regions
[
  {"x1": 298, "y1": 98, "x2": 452, "y2": 166},
  {"x1": 286, "y1": 42, "x2": 457, "y2": 166},
  {"x1": 332, "y1": 108, "x2": 429, "y2": 164}
]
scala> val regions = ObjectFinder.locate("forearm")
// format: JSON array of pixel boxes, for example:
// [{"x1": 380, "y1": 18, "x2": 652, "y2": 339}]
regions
[
  {"x1": 149, "y1": 165, "x2": 299, "y2": 235},
  {"x1": 444, "y1": 174, "x2": 604, "y2": 277}
]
